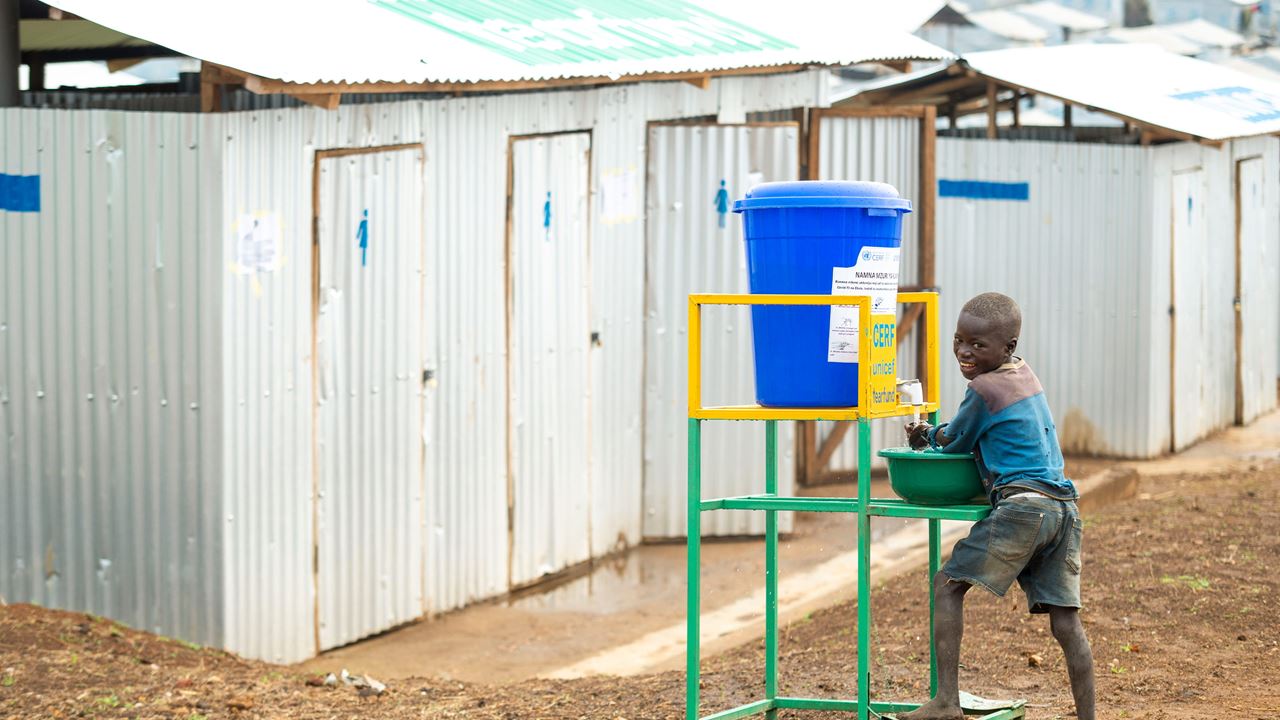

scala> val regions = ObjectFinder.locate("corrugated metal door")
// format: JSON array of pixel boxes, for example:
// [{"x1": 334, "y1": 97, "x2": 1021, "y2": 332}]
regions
[
  {"x1": 643, "y1": 124, "x2": 798, "y2": 539},
  {"x1": 1171, "y1": 169, "x2": 1207, "y2": 452},
  {"x1": 315, "y1": 147, "x2": 426, "y2": 650},
  {"x1": 508, "y1": 133, "x2": 593, "y2": 588},
  {"x1": 1236, "y1": 157, "x2": 1274, "y2": 425}
]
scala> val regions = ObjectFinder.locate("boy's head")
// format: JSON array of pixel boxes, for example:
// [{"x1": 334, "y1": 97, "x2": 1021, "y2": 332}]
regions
[{"x1": 953, "y1": 293, "x2": 1021, "y2": 380}]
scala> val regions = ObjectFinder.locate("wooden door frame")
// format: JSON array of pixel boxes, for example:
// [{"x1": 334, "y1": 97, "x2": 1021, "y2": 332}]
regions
[
  {"x1": 309, "y1": 142, "x2": 426, "y2": 653},
  {"x1": 504, "y1": 130, "x2": 594, "y2": 591},
  {"x1": 799, "y1": 106, "x2": 937, "y2": 485},
  {"x1": 1169, "y1": 166, "x2": 1202, "y2": 454}
]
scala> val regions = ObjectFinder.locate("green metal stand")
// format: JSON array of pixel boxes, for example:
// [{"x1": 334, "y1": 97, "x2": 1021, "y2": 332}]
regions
[{"x1": 686, "y1": 413, "x2": 1026, "y2": 720}]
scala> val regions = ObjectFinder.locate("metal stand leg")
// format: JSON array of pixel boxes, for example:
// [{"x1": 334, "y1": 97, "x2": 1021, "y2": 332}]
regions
[
  {"x1": 765, "y1": 421, "x2": 779, "y2": 719},
  {"x1": 856, "y1": 418, "x2": 872, "y2": 720},
  {"x1": 928, "y1": 409, "x2": 943, "y2": 699},
  {"x1": 928, "y1": 518, "x2": 941, "y2": 697},
  {"x1": 687, "y1": 418, "x2": 702, "y2": 720}
]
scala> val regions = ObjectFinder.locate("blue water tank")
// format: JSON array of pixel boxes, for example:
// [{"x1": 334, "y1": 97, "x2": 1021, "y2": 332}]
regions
[{"x1": 734, "y1": 180, "x2": 911, "y2": 407}]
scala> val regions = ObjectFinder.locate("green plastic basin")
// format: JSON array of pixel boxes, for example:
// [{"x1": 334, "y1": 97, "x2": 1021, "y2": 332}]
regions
[{"x1": 878, "y1": 447, "x2": 987, "y2": 506}]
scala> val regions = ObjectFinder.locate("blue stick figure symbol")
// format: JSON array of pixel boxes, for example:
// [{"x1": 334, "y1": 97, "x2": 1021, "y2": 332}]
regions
[
  {"x1": 543, "y1": 191, "x2": 552, "y2": 241},
  {"x1": 714, "y1": 179, "x2": 729, "y2": 229},
  {"x1": 356, "y1": 208, "x2": 369, "y2": 266}
]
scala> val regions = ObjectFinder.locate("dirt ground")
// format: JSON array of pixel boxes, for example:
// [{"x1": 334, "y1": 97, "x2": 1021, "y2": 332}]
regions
[{"x1": 2, "y1": 462, "x2": 1277, "y2": 720}]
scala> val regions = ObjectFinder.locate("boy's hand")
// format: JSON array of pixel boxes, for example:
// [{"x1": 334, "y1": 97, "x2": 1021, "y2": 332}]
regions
[{"x1": 905, "y1": 422, "x2": 933, "y2": 450}]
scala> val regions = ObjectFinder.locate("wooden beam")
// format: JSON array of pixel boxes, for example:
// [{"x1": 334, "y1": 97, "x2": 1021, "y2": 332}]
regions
[
  {"x1": 683, "y1": 75, "x2": 711, "y2": 90},
  {"x1": 878, "y1": 75, "x2": 980, "y2": 105},
  {"x1": 880, "y1": 60, "x2": 913, "y2": 73},
  {"x1": 106, "y1": 58, "x2": 145, "y2": 73},
  {"x1": 290, "y1": 92, "x2": 341, "y2": 110},
  {"x1": 814, "y1": 422, "x2": 853, "y2": 474},
  {"x1": 237, "y1": 63, "x2": 811, "y2": 96},
  {"x1": 897, "y1": 304, "x2": 926, "y2": 346},
  {"x1": 986, "y1": 81, "x2": 998, "y2": 139},
  {"x1": 952, "y1": 94, "x2": 1018, "y2": 117},
  {"x1": 808, "y1": 106, "x2": 929, "y2": 119},
  {"x1": 21, "y1": 46, "x2": 180, "y2": 64}
]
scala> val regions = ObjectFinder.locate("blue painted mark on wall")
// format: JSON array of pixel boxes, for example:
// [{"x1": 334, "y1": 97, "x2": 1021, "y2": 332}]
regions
[
  {"x1": 714, "y1": 179, "x2": 729, "y2": 229},
  {"x1": 938, "y1": 179, "x2": 1029, "y2": 201},
  {"x1": 543, "y1": 191, "x2": 551, "y2": 241},
  {"x1": 1171, "y1": 86, "x2": 1280, "y2": 123},
  {"x1": 0, "y1": 173, "x2": 40, "y2": 212},
  {"x1": 356, "y1": 208, "x2": 369, "y2": 266}
]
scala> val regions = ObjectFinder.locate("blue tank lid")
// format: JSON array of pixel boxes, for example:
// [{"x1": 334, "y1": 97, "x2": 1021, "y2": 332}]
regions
[{"x1": 733, "y1": 180, "x2": 912, "y2": 212}]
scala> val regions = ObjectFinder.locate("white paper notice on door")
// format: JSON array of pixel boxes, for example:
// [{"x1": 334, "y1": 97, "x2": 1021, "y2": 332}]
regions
[{"x1": 828, "y1": 246, "x2": 901, "y2": 363}]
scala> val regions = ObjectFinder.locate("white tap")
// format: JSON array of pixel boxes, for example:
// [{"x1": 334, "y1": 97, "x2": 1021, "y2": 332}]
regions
[{"x1": 897, "y1": 379, "x2": 924, "y2": 425}]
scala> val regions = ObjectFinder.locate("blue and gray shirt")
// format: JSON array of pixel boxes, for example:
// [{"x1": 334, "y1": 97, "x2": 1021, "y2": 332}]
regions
[{"x1": 927, "y1": 358, "x2": 1077, "y2": 504}]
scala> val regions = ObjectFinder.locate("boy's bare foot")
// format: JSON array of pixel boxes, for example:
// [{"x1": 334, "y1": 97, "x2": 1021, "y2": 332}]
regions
[{"x1": 894, "y1": 698, "x2": 965, "y2": 720}]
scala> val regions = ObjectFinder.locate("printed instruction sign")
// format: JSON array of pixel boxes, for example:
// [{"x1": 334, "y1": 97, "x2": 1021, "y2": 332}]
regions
[
  {"x1": 600, "y1": 167, "x2": 640, "y2": 225},
  {"x1": 828, "y1": 246, "x2": 901, "y2": 363},
  {"x1": 234, "y1": 213, "x2": 280, "y2": 275}
]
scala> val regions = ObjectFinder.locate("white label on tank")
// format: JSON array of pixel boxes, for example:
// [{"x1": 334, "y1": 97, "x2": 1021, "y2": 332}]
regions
[{"x1": 828, "y1": 246, "x2": 901, "y2": 363}]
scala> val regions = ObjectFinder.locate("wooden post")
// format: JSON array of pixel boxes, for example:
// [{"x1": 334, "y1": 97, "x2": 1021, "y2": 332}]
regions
[
  {"x1": 917, "y1": 106, "x2": 937, "y2": 391},
  {"x1": 802, "y1": 421, "x2": 817, "y2": 485},
  {"x1": 28, "y1": 61, "x2": 45, "y2": 92},
  {"x1": 985, "y1": 81, "x2": 998, "y2": 139},
  {"x1": 1063, "y1": 103, "x2": 1073, "y2": 129},
  {"x1": 200, "y1": 62, "x2": 222, "y2": 113},
  {"x1": 807, "y1": 107, "x2": 823, "y2": 180},
  {"x1": 1011, "y1": 92, "x2": 1021, "y2": 128}
]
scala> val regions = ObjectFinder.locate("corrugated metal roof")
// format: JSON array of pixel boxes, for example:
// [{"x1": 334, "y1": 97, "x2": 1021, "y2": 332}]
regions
[
  {"x1": 1101, "y1": 19, "x2": 1246, "y2": 56},
  {"x1": 42, "y1": 0, "x2": 951, "y2": 86},
  {"x1": 703, "y1": 0, "x2": 967, "y2": 36},
  {"x1": 851, "y1": 44, "x2": 1280, "y2": 142},
  {"x1": 965, "y1": 8, "x2": 1051, "y2": 42},
  {"x1": 1013, "y1": 1, "x2": 1109, "y2": 33},
  {"x1": 963, "y1": 44, "x2": 1280, "y2": 140},
  {"x1": 1215, "y1": 48, "x2": 1280, "y2": 85}
]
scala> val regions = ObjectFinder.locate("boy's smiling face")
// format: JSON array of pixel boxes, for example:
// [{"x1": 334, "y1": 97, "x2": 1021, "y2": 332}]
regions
[{"x1": 953, "y1": 311, "x2": 1018, "y2": 380}]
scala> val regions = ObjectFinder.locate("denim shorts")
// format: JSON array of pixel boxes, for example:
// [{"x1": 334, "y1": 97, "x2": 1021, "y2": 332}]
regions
[{"x1": 943, "y1": 494, "x2": 1083, "y2": 613}]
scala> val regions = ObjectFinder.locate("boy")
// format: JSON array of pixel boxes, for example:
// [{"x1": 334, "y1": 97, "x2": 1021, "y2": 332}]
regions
[{"x1": 898, "y1": 293, "x2": 1095, "y2": 720}]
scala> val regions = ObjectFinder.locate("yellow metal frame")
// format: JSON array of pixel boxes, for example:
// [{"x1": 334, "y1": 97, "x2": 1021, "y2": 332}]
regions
[{"x1": 687, "y1": 292, "x2": 942, "y2": 420}]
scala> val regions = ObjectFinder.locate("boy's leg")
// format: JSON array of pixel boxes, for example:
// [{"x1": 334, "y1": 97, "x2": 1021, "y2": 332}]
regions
[
  {"x1": 1049, "y1": 606, "x2": 1095, "y2": 720},
  {"x1": 897, "y1": 571, "x2": 969, "y2": 720}
]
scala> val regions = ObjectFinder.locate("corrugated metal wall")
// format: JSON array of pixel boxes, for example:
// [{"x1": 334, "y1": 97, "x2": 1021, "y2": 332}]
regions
[
  {"x1": 936, "y1": 138, "x2": 1158, "y2": 458},
  {"x1": 314, "y1": 147, "x2": 427, "y2": 650},
  {"x1": 936, "y1": 136, "x2": 1280, "y2": 460},
  {"x1": 218, "y1": 72, "x2": 825, "y2": 660},
  {"x1": 815, "y1": 113, "x2": 923, "y2": 472},
  {"x1": 1147, "y1": 138, "x2": 1280, "y2": 453},
  {"x1": 2, "y1": 70, "x2": 830, "y2": 663},
  {"x1": 0, "y1": 109, "x2": 225, "y2": 643},
  {"x1": 642, "y1": 123, "x2": 799, "y2": 539}
]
